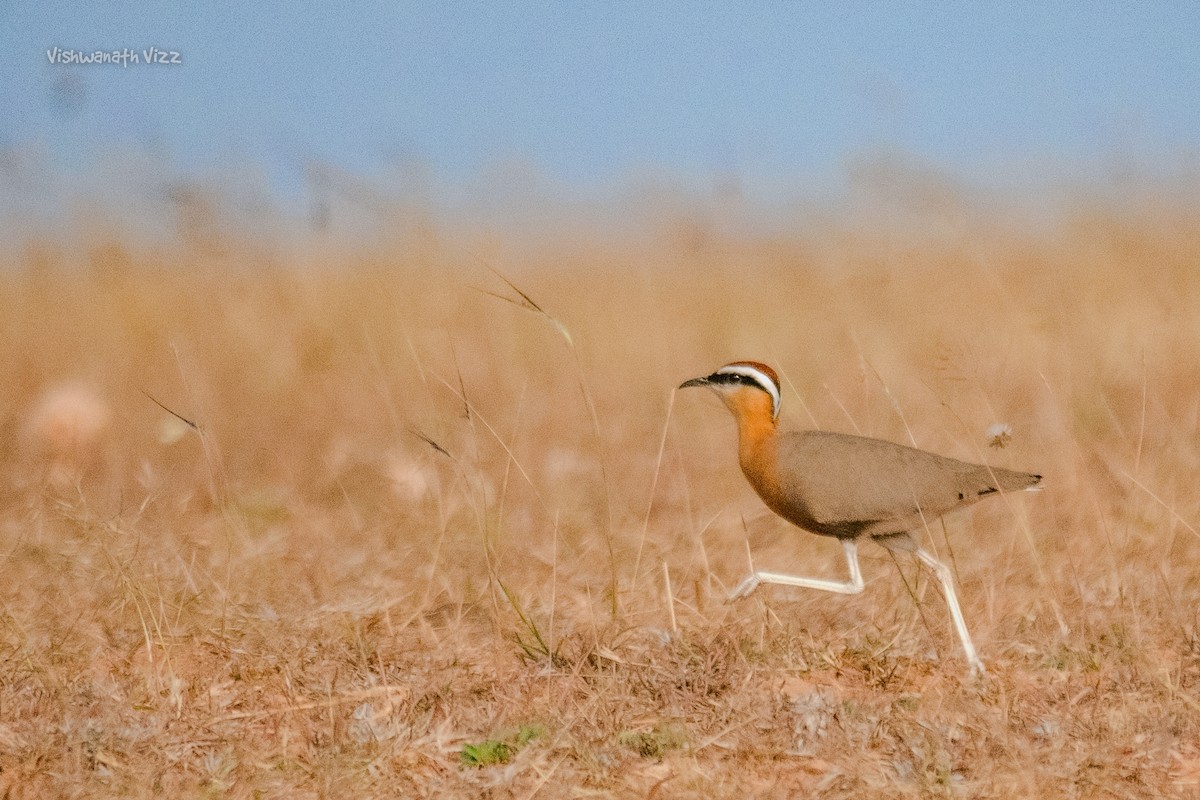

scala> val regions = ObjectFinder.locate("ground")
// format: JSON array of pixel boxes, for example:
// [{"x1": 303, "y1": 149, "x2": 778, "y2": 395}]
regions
[{"x1": 2, "y1": 183, "x2": 1199, "y2": 798}]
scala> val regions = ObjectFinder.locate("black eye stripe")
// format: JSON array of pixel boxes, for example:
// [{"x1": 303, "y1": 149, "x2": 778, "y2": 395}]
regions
[{"x1": 711, "y1": 365, "x2": 782, "y2": 421}]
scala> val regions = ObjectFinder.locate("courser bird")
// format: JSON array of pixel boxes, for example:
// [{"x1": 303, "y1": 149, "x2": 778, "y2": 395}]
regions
[{"x1": 679, "y1": 361, "x2": 1042, "y2": 675}]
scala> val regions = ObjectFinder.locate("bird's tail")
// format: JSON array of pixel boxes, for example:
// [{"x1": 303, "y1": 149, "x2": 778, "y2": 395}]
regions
[{"x1": 994, "y1": 467, "x2": 1043, "y2": 493}]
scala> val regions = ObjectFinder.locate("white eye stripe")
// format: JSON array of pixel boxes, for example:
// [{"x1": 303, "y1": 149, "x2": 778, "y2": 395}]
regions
[{"x1": 715, "y1": 365, "x2": 781, "y2": 420}]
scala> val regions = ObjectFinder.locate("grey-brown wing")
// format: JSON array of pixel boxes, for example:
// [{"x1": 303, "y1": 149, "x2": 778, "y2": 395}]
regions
[{"x1": 773, "y1": 431, "x2": 1012, "y2": 531}]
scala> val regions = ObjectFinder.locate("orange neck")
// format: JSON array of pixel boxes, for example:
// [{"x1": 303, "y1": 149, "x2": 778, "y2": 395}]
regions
[{"x1": 722, "y1": 388, "x2": 778, "y2": 471}]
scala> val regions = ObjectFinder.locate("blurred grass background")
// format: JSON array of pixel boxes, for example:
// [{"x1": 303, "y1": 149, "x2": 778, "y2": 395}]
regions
[{"x1": 2, "y1": 160, "x2": 1199, "y2": 797}]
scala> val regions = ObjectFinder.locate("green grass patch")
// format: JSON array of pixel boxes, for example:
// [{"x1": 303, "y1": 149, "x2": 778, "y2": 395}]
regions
[
  {"x1": 618, "y1": 721, "x2": 689, "y2": 759},
  {"x1": 460, "y1": 724, "x2": 547, "y2": 767}
]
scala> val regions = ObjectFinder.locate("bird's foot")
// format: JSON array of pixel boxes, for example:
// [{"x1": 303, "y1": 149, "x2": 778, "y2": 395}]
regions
[{"x1": 727, "y1": 574, "x2": 761, "y2": 601}]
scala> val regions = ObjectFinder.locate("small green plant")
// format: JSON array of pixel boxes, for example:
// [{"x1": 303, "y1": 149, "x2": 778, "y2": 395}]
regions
[
  {"x1": 460, "y1": 724, "x2": 546, "y2": 767},
  {"x1": 497, "y1": 579, "x2": 566, "y2": 667},
  {"x1": 460, "y1": 739, "x2": 511, "y2": 767},
  {"x1": 618, "y1": 722, "x2": 689, "y2": 759}
]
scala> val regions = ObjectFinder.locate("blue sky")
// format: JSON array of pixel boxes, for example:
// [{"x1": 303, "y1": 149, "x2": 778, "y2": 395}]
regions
[{"x1": 2, "y1": 2, "x2": 1198, "y2": 215}]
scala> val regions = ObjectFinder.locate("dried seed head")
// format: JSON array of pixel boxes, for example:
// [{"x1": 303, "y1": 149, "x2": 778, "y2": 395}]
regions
[{"x1": 986, "y1": 423, "x2": 1013, "y2": 449}]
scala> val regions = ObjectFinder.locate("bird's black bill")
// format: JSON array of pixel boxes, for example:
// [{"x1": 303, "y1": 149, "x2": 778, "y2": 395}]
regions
[{"x1": 679, "y1": 376, "x2": 711, "y2": 389}]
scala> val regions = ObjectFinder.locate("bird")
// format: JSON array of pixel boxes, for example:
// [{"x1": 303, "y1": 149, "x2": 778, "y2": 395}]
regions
[{"x1": 678, "y1": 360, "x2": 1041, "y2": 675}]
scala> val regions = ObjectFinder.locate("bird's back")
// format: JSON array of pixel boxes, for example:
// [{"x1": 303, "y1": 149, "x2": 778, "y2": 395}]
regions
[{"x1": 746, "y1": 430, "x2": 1041, "y2": 539}]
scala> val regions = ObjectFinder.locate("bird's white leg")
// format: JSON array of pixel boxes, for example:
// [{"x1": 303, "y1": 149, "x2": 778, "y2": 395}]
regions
[
  {"x1": 729, "y1": 538, "x2": 865, "y2": 600},
  {"x1": 911, "y1": 546, "x2": 986, "y2": 676}
]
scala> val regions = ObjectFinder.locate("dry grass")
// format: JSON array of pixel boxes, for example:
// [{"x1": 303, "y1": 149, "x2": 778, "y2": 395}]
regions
[{"x1": 3, "y1": 178, "x2": 1200, "y2": 798}]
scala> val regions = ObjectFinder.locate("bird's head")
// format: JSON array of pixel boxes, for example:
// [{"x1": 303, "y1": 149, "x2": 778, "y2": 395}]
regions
[{"x1": 679, "y1": 361, "x2": 781, "y2": 424}]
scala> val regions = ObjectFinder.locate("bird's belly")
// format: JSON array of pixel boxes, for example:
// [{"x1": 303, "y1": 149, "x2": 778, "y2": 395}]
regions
[{"x1": 751, "y1": 482, "x2": 862, "y2": 539}]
